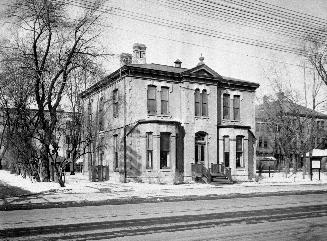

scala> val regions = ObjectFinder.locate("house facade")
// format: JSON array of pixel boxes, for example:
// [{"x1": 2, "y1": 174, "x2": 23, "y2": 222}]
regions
[{"x1": 81, "y1": 44, "x2": 259, "y2": 183}]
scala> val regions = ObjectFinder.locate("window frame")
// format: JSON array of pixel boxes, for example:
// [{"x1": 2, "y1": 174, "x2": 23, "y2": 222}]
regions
[
  {"x1": 113, "y1": 135, "x2": 118, "y2": 171},
  {"x1": 147, "y1": 85, "x2": 157, "y2": 115},
  {"x1": 160, "y1": 87, "x2": 169, "y2": 115},
  {"x1": 223, "y1": 135, "x2": 230, "y2": 167},
  {"x1": 223, "y1": 94, "x2": 230, "y2": 120},
  {"x1": 202, "y1": 90, "x2": 208, "y2": 117},
  {"x1": 194, "y1": 89, "x2": 201, "y2": 116},
  {"x1": 146, "y1": 132, "x2": 153, "y2": 169},
  {"x1": 113, "y1": 89, "x2": 118, "y2": 118},
  {"x1": 233, "y1": 95, "x2": 240, "y2": 121},
  {"x1": 160, "y1": 132, "x2": 171, "y2": 169},
  {"x1": 236, "y1": 135, "x2": 244, "y2": 168}
]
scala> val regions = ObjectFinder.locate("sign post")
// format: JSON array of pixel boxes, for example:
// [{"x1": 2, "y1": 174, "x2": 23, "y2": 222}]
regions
[{"x1": 311, "y1": 159, "x2": 321, "y2": 181}]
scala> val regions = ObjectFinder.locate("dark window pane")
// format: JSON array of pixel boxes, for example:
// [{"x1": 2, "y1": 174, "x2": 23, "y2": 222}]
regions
[
  {"x1": 236, "y1": 136, "x2": 243, "y2": 152},
  {"x1": 224, "y1": 152, "x2": 230, "y2": 167},
  {"x1": 195, "y1": 89, "x2": 201, "y2": 116},
  {"x1": 160, "y1": 151, "x2": 169, "y2": 168},
  {"x1": 195, "y1": 145, "x2": 198, "y2": 163},
  {"x1": 223, "y1": 94, "x2": 230, "y2": 119},
  {"x1": 148, "y1": 99, "x2": 157, "y2": 114},
  {"x1": 236, "y1": 153, "x2": 242, "y2": 167},
  {"x1": 200, "y1": 145, "x2": 205, "y2": 162},
  {"x1": 160, "y1": 133, "x2": 170, "y2": 151},
  {"x1": 202, "y1": 90, "x2": 208, "y2": 116},
  {"x1": 233, "y1": 95, "x2": 240, "y2": 120}
]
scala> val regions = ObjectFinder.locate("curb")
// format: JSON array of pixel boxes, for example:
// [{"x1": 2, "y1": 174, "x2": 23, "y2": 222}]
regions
[{"x1": 1, "y1": 189, "x2": 327, "y2": 211}]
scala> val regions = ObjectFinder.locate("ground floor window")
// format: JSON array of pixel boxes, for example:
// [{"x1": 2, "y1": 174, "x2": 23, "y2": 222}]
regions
[
  {"x1": 160, "y1": 133, "x2": 170, "y2": 169},
  {"x1": 146, "y1": 132, "x2": 153, "y2": 169},
  {"x1": 223, "y1": 136, "x2": 230, "y2": 167},
  {"x1": 113, "y1": 135, "x2": 118, "y2": 170},
  {"x1": 236, "y1": 135, "x2": 244, "y2": 167}
]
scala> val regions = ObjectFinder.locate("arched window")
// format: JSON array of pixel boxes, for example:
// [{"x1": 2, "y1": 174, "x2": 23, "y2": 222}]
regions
[
  {"x1": 194, "y1": 89, "x2": 201, "y2": 116},
  {"x1": 202, "y1": 90, "x2": 208, "y2": 116},
  {"x1": 147, "y1": 85, "x2": 157, "y2": 114}
]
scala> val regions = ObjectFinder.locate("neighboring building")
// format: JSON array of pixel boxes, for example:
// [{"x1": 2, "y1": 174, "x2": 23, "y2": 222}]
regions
[
  {"x1": 256, "y1": 93, "x2": 327, "y2": 168},
  {"x1": 81, "y1": 43, "x2": 259, "y2": 183}
]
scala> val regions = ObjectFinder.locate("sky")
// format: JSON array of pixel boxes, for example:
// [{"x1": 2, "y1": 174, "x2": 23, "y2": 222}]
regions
[{"x1": 1, "y1": 0, "x2": 327, "y2": 110}]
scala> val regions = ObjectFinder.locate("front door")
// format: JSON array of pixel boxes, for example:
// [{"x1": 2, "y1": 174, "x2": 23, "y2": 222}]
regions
[{"x1": 195, "y1": 132, "x2": 206, "y2": 164}]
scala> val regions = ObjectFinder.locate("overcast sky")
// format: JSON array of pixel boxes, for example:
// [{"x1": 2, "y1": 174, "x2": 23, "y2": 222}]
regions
[{"x1": 1, "y1": 0, "x2": 327, "y2": 109}]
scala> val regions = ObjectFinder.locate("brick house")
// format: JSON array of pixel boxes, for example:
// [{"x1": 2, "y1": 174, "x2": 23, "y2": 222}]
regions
[
  {"x1": 81, "y1": 44, "x2": 259, "y2": 183},
  {"x1": 256, "y1": 93, "x2": 327, "y2": 169}
]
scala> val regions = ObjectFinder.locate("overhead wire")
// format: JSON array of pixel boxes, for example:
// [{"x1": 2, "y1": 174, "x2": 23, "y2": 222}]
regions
[{"x1": 67, "y1": 0, "x2": 305, "y2": 55}]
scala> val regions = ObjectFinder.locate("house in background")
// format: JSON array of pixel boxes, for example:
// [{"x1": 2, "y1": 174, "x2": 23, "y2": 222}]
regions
[
  {"x1": 80, "y1": 43, "x2": 259, "y2": 183},
  {"x1": 255, "y1": 93, "x2": 327, "y2": 169}
]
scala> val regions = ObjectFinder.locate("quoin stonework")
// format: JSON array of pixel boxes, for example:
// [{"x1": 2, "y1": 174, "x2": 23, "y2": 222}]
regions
[{"x1": 80, "y1": 43, "x2": 259, "y2": 184}]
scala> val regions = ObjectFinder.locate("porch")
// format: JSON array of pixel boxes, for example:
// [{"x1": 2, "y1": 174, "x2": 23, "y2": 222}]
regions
[{"x1": 191, "y1": 163, "x2": 233, "y2": 184}]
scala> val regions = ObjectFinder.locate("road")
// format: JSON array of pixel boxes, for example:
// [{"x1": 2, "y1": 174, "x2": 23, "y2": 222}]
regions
[{"x1": 1, "y1": 192, "x2": 327, "y2": 240}]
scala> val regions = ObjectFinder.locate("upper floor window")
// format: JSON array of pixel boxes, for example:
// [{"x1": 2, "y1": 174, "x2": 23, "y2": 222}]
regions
[
  {"x1": 87, "y1": 101, "x2": 92, "y2": 126},
  {"x1": 233, "y1": 95, "x2": 240, "y2": 121},
  {"x1": 113, "y1": 89, "x2": 118, "y2": 118},
  {"x1": 161, "y1": 87, "x2": 169, "y2": 115},
  {"x1": 147, "y1": 85, "x2": 157, "y2": 115},
  {"x1": 195, "y1": 89, "x2": 201, "y2": 116},
  {"x1": 195, "y1": 89, "x2": 208, "y2": 117},
  {"x1": 223, "y1": 94, "x2": 230, "y2": 119},
  {"x1": 236, "y1": 135, "x2": 244, "y2": 167},
  {"x1": 99, "y1": 97, "x2": 104, "y2": 131},
  {"x1": 202, "y1": 90, "x2": 208, "y2": 116}
]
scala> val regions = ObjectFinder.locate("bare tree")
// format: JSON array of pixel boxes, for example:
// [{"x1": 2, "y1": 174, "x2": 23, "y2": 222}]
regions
[{"x1": 3, "y1": 0, "x2": 104, "y2": 186}]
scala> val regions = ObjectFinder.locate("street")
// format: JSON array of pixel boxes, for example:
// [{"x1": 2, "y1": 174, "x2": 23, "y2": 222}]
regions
[{"x1": 1, "y1": 192, "x2": 327, "y2": 240}]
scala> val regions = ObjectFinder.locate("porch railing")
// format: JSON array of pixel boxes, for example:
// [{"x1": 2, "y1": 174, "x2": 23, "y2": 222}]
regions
[{"x1": 191, "y1": 163, "x2": 232, "y2": 183}]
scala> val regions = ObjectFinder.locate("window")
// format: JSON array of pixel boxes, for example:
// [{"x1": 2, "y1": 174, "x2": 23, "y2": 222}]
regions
[
  {"x1": 223, "y1": 136, "x2": 230, "y2": 167},
  {"x1": 160, "y1": 133, "x2": 170, "y2": 169},
  {"x1": 161, "y1": 87, "x2": 169, "y2": 115},
  {"x1": 65, "y1": 135, "x2": 71, "y2": 145},
  {"x1": 233, "y1": 95, "x2": 240, "y2": 121},
  {"x1": 146, "y1": 132, "x2": 153, "y2": 169},
  {"x1": 223, "y1": 94, "x2": 230, "y2": 119},
  {"x1": 99, "y1": 97, "x2": 104, "y2": 131},
  {"x1": 87, "y1": 101, "x2": 92, "y2": 126},
  {"x1": 113, "y1": 135, "x2": 118, "y2": 170},
  {"x1": 202, "y1": 90, "x2": 208, "y2": 116},
  {"x1": 147, "y1": 85, "x2": 157, "y2": 115},
  {"x1": 195, "y1": 89, "x2": 201, "y2": 116},
  {"x1": 236, "y1": 136, "x2": 243, "y2": 167},
  {"x1": 195, "y1": 132, "x2": 206, "y2": 164},
  {"x1": 263, "y1": 137, "x2": 268, "y2": 148},
  {"x1": 99, "y1": 136, "x2": 104, "y2": 166},
  {"x1": 113, "y1": 89, "x2": 118, "y2": 118},
  {"x1": 258, "y1": 136, "x2": 263, "y2": 148}
]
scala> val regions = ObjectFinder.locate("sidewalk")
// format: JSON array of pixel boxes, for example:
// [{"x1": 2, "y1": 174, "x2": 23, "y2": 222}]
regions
[{"x1": 1, "y1": 170, "x2": 327, "y2": 211}]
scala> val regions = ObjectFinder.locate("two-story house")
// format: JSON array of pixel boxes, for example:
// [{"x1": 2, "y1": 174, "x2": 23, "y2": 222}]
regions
[
  {"x1": 256, "y1": 93, "x2": 327, "y2": 169},
  {"x1": 80, "y1": 43, "x2": 259, "y2": 183}
]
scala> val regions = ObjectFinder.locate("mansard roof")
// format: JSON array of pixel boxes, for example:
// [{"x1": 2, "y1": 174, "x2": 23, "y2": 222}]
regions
[{"x1": 81, "y1": 62, "x2": 259, "y2": 98}]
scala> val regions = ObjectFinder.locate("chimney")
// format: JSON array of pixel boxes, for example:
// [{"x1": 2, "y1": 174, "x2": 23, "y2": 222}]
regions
[
  {"x1": 132, "y1": 43, "x2": 147, "y2": 64},
  {"x1": 174, "y1": 59, "x2": 182, "y2": 68},
  {"x1": 120, "y1": 53, "x2": 132, "y2": 66}
]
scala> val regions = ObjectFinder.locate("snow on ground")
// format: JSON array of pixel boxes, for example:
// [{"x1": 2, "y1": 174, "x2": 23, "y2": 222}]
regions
[{"x1": 0, "y1": 169, "x2": 327, "y2": 205}]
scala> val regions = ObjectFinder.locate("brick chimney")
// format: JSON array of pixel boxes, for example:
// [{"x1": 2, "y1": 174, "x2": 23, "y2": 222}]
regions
[
  {"x1": 132, "y1": 43, "x2": 146, "y2": 64},
  {"x1": 174, "y1": 59, "x2": 182, "y2": 68}
]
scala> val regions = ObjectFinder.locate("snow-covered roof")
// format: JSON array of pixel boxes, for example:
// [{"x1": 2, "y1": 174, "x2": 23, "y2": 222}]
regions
[{"x1": 306, "y1": 149, "x2": 327, "y2": 157}]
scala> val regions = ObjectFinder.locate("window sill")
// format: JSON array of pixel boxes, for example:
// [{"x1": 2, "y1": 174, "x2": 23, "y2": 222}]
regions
[
  {"x1": 195, "y1": 116, "x2": 209, "y2": 120},
  {"x1": 147, "y1": 114, "x2": 172, "y2": 118},
  {"x1": 160, "y1": 168, "x2": 171, "y2": 172},
  {"x1": 236, "y1": 167, "x2": 245, "y2": 170}
]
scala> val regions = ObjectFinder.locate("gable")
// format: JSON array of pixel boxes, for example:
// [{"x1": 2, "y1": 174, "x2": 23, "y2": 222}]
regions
[{"x1": 182, "y1": 64, "x2": 221, "y2": 78}]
